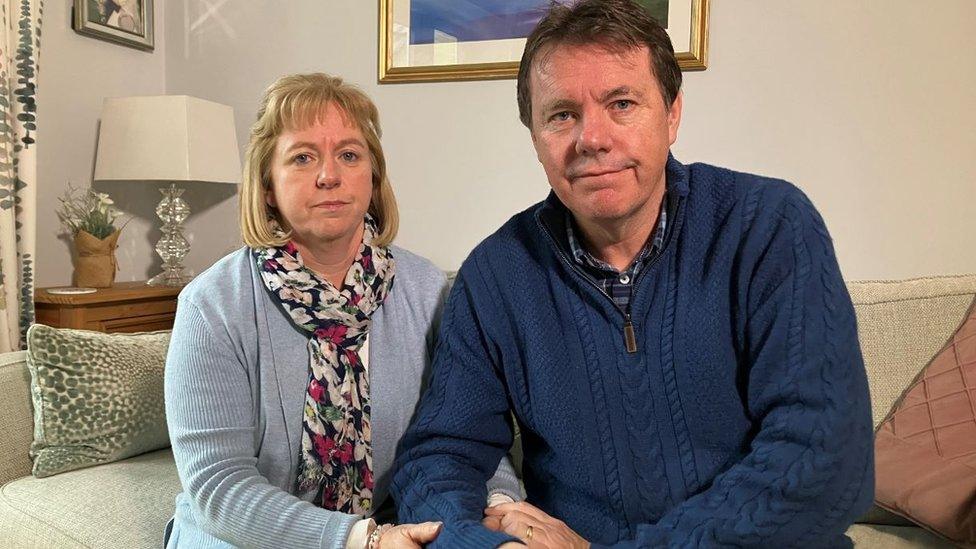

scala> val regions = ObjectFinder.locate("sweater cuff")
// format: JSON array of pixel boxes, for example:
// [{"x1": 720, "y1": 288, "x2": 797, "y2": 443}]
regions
[
  {"x1": 487, "y1": 493, "x2": 515, "y2": 507},
  {"x1": 319, "y1": 512, "x2": 360, "y2": 549},
  {"x1": 431, "y1": 520, "x2": 521, "y2": 549}
]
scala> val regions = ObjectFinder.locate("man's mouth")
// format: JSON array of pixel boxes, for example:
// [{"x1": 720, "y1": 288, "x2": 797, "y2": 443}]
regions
[
  {"x1": 574, "y1": 168, "x2": 624, "y2": 179},
  {"x1": 567, "y1": 161, "x2": 636, "y2": 181}
]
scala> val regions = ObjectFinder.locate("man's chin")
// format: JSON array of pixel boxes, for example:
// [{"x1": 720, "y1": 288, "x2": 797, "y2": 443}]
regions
[
  {"x1": 579, "y1": 194, "x2": 632, "y2": 216},
  {"x1": 574, "y1": 206, "x2": 632, "y2": 225}
]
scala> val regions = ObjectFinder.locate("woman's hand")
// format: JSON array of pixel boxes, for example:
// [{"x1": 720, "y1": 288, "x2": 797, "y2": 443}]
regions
[
  {"x1": 484, "y1": 502, "x2": 589, "y2": 549},
  {"x1": 376, "y1": 521, "x2": 442, "y2": 548}
]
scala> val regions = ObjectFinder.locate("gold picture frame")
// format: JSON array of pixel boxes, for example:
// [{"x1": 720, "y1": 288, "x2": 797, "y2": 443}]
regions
[{"x1": 378, "y1": 0, "x2": 708, "y2": 84}]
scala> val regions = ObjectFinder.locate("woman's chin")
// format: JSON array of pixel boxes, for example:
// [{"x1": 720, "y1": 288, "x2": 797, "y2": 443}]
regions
[{"x1": 291, "y1": 223, "x2": 364, "y2": 250}]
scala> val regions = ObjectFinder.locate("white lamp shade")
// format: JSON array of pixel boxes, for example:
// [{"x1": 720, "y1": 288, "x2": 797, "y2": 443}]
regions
[{"x1": 94, "y1": 95, "x2": 240, "y2": 184}]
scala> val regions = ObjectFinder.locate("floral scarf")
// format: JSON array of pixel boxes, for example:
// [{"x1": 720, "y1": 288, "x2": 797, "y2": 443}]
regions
[{"x1": 254, "y1": 216, "x2": 394, "y2": 515}]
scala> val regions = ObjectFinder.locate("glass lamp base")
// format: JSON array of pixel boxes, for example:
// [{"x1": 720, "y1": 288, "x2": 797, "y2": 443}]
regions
[
  {"x1": 148, "y1": 182, "x2": 193, "y2": 287},
  {"x1": 147, "y1": 268, "x2": 192, "y2": 287}
]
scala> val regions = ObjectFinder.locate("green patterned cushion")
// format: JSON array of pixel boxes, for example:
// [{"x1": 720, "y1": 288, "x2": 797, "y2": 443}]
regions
[{"x1": 25, "y1": 324, "x2": 171, "y2": 477}]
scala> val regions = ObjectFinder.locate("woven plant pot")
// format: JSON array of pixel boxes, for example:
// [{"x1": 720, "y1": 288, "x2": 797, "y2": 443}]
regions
[{"x1": 73, "y1": 230, "x2": 120, "y2": 288}]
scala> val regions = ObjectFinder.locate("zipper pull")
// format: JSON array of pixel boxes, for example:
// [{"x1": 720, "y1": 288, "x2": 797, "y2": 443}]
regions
[{"x1": 623, "y1": 316, "x2": 637, "y2": 354}]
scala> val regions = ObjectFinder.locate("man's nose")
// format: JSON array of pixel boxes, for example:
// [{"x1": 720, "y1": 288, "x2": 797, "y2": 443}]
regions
[
  {"x1": 575, "y1": 112, "x2": 613, "y2": 156},
  {"x1": 315, "y1": 159, "x2": 340, "y2": 189}
]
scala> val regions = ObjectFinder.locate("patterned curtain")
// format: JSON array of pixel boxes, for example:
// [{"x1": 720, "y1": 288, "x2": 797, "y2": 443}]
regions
[{"x1": 0, "y1": 0, "x2": 41, "y2": 352}]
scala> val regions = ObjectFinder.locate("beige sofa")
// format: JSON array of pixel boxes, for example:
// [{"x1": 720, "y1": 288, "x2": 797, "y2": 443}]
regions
[
  {"x1": 0, "y1": 350, "x2": 180, "y2": 548},
  {"x1": 2, "y1": 275, "x2": 974, "y2": 548}
]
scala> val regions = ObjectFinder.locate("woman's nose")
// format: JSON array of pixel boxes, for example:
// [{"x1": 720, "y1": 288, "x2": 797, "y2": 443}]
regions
[{"x1": 316, "y1": 163, "x2": 340, "y2": 189}]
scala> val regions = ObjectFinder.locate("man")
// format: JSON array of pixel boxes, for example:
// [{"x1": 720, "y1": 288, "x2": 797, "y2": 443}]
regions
[{"x1": 392, "y1": 1, "x2": 874, "y2": 547}]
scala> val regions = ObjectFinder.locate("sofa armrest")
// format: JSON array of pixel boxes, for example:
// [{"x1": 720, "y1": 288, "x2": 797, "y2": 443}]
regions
[{"x1": 0, "y1": 351, "x2": 33, "y2": 485}]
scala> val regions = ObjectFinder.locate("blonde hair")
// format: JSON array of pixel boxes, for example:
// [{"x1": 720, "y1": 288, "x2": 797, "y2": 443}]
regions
[{"x1": 240, "y1": 73, "x2": 399, "y2": 248}]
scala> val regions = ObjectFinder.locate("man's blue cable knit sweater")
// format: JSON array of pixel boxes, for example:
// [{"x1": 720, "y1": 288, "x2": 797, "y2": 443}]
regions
[{"x1": 392, "y1": 157, "x2": 874, "y2": 548}]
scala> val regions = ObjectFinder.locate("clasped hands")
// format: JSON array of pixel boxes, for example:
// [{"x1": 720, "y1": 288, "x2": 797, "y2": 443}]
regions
[
  {"x1": 372, "y1": 501, "x2": 587, "y2": 548},
  {"x1": 484, "y1": 501, "x2": 589, "y2": 549}
]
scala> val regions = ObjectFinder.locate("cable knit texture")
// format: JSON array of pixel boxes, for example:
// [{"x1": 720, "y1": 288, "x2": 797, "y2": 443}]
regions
[{"x1": 392, "y1": 156, "x2": 874, "y2": 548}]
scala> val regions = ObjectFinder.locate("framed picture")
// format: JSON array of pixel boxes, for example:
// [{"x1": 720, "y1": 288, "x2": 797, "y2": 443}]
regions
[
  {"x1": 378, "y1": 0, "x2": 708, "y2": 83},
  {"x1": 72, "y1": 0, "x2": 154, "y2": 52}
]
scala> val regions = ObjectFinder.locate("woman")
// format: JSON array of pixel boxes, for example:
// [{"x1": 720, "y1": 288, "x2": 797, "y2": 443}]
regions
[{"x1": 164, "y1": 73, "x2": 521, "y2": 549}]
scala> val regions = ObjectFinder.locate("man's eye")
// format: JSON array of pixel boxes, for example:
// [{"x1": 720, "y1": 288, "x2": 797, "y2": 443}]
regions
[
  {"x1": 550, "y1": 111, "x2": 573, "y2": 122},
  {"x1": 613, "y1": 100, "x2": 633, "y2": 110}
]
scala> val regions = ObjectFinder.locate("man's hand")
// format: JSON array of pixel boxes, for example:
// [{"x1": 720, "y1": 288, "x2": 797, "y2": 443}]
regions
[
  {"x1": 377, "y1": 522, "x2": 441, "y2": 548},
  {"x1": 483, "y1": 502, "x2": 589, "y2": 549}
]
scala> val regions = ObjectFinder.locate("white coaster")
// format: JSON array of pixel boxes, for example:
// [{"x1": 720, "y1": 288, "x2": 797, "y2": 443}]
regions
[{"x1": 45, "y1": 287, "x2": 98, "y2": 295}]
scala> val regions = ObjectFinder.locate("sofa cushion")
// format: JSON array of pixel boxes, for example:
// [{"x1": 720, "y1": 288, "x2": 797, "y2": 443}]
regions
[
  {"x1": 874, "y1": 297, "x2": 976, "y2": 547},
  {"x1": 846, "y1": 523, "x2": 956, "y2": 548},
  {"x1": 0, "y1": 449, "x2": 180, "y2": 548},
  {"x1": 848, "y1": 274, "x2": 976, "y2": 427},
  {"x1": 26, "y1": 324, "x2": 171, "y2": 477},
  {"x1": 0, "y1": 351, "x2": 32, "y2": 486}
]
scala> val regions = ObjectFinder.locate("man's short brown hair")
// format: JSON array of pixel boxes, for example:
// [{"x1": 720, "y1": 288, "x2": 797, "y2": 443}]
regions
[{"x1": 516, "y1": 0, "x2": 682, "y2": 129}]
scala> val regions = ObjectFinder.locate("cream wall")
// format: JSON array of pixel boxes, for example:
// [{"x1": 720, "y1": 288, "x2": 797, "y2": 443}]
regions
[
  {"x1": 37, "y1": 1, "x2": 976, "y2": 286},
  {"x1": 162, "y1": 0, "x2": 976, "y2": 281},
  {"x1": 36, "y1": 1, "x2": 166, "y2": 287},
  {"x1": 676, "y1": 1, "x2": 976, "y2": 280},
  {"x1": 37, "y1": 1, "x2": 240, "y2": 287}
]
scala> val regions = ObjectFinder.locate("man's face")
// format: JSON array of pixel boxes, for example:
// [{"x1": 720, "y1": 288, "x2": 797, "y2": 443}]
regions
[{"x1": 529, "y1": 43, "x2": 682, "y2": 227}]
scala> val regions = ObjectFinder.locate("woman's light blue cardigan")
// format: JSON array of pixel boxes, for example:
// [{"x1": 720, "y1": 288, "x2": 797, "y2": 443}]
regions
[{"x1": 164, "y1": 246, "x2": 521, "y2": 548}]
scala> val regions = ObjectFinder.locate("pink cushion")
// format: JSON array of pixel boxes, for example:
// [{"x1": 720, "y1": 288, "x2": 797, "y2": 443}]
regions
[{"x1": 875, "y1": 298, "x2": 976, "y2": 547}]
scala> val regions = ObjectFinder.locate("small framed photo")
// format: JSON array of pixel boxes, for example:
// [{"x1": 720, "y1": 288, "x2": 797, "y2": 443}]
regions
[
  {"x1": 379, "y1": 0, "x2": 708, "y2": 83},
  {"x1": 73, "y1": 0, "x2": 154, "y2": 52}
]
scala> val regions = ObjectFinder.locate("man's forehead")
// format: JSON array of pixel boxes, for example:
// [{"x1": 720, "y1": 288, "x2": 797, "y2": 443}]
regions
[
  {"x1": 529, "y1": 44, "x2": 657, "y2": 103},
  {"x1": 535, "y1": 43, "x2": 649, "y2": 76}
]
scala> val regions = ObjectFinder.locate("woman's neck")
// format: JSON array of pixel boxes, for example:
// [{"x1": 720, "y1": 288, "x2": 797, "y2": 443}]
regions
[{"x1": 293, "y1": 224, "x2": 364, "y2": 289}]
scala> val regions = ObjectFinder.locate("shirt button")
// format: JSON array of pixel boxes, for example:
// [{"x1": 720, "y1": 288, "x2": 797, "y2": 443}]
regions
[{"x1": 619, "y1": 274, "x2": 631, "y2": 284}]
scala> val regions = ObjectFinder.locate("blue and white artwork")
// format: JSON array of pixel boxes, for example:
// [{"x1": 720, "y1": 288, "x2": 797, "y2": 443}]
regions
[{"x1": 409, "y1": 0, "x2": 668, "y2": 45}]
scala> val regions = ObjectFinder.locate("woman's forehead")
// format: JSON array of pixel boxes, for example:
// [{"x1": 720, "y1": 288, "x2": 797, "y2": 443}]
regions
[{"x1": 281, "y1": 101, "x2": 357, "y2": 131}]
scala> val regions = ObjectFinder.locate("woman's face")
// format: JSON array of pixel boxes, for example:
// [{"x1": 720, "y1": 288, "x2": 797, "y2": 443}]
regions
[{"x1": 267, "y1": 102, "x2": 374, "y2": 253}]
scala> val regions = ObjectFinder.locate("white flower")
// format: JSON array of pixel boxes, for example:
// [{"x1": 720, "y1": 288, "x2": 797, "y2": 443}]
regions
[
  {"x1": 281, "y1": 286, "x2": 312, "y2": 306},
  {"x1": 261, "y1": 272, "x2": 283, "y2": 290},
  {"x1": 279, "y1": 255, "x2": 302, "y2": 270},
  {"x1": 284, "y1": 270, "x2": 313, "y2": 287},
  {"x1": 287, "y1": 306, "x2": 313, "y2": 324}
]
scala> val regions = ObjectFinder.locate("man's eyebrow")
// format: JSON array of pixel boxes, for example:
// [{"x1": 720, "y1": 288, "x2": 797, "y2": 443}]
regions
[
  {"x1": 541, "y1": 98, "x2": 579, "y2": 116},
  {"x1": 599, "y1": 86, "x2": 646, "y2": 102}
]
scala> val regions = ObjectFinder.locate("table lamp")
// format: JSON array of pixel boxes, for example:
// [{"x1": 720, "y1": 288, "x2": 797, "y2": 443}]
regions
[{"x1": 93, "y1": 95, "x2": 240, "y2": 286}]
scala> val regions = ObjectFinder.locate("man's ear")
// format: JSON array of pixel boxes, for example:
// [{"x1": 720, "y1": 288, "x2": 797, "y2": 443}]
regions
[{"x1": 667, "y1": 91, "x2": 683, "y2": 146}]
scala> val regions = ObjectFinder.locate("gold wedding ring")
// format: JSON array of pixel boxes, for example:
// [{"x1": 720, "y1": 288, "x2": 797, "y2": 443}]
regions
[{"x1": 525, "y1": 525, "x2": 534, "y2": 541}]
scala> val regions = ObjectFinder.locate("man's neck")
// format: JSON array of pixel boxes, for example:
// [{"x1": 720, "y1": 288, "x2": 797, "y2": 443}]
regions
[{"x1": 574, "y1": 189, "x2": 665, "y2": 272}]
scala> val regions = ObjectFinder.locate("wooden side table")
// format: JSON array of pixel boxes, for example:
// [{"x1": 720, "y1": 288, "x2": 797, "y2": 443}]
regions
[{"x1": 34, "y1": 281, "x2": 183, "y2": 333}]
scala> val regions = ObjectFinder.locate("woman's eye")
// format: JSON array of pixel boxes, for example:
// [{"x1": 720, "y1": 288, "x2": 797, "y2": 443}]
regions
[
  {"x1": 340, "y1": 151, "x2": 359, "y2": 162},
  {"x1": 294, "y1": 153, "x2": 312, "y2": 165}
]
